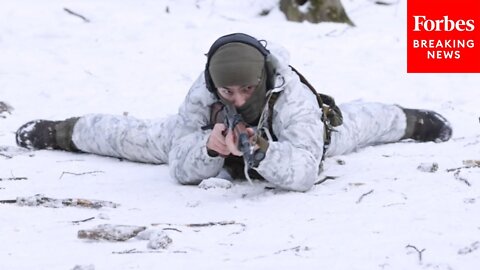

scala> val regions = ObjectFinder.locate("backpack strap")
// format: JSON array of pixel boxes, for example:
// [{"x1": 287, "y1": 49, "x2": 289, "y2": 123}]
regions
[
  {"x1": 266, "y1": 91, "x2": 280, "y2": 142},
  {"x1": 266, "y1": 66, "x2": 343, "y2": 166}
]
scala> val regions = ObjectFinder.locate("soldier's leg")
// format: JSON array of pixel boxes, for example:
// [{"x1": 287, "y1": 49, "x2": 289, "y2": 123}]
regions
[
  {"x1": 16, "y1": 114, "x2": 177, "y2": 164},
  {"x1": 326, "y1": 102, "x2": 452, "y2": 156}
]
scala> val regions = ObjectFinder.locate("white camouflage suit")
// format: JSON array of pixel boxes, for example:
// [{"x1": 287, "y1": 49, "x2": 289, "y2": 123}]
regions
[{"x1": 72, "y1": 44, "x2": 406, "y2": 192}]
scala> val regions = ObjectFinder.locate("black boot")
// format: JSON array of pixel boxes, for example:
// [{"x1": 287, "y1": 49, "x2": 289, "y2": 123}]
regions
[
  {"x1": 16, "y1": 118, "x2": 80, "y2": 151},
  {"x1": 401, "y1": 108, "x2": 452, "y2": 142}
]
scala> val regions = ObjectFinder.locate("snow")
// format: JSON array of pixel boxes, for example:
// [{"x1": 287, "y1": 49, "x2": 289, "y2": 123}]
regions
[
  {"x1": 198, "y1": 177, "x2": 234, "y2": 190},
  {"x1": 1, "y1": 0, "x2": 479, "y2": 269}
]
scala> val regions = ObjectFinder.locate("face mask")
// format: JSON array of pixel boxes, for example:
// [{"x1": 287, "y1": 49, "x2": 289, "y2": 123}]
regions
[{"x1": 236, "y1": 70, "x2": 267, "y2": 125}]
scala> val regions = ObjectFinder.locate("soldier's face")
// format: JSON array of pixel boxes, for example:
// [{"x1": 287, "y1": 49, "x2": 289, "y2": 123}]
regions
[{"x1": 217, "y1": 85, "x2": 256, "y2": 107}]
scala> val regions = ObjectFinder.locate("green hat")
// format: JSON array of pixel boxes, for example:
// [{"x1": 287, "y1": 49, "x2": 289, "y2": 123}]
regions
[{"x1": 208, "y1": 42, "x2": 265, "y2": 88}]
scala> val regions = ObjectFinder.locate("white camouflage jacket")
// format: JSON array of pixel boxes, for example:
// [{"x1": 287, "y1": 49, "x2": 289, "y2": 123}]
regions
[{"x1": 168, "y1": 44, "x2": 324, "y2": 192}]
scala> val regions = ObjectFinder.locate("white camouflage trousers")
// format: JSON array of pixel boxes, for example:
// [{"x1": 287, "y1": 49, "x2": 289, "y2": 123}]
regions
[{"x1": 72, "y1": 102, "x2": 406, "y2": 164}]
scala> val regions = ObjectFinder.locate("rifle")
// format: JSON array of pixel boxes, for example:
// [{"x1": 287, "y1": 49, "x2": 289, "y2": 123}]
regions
[{"x1": 222, "y1": 102, "x2": 256, "y2": 168}]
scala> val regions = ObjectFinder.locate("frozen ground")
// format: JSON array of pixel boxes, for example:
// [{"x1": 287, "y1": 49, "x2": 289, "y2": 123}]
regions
[{"x1": 1, "y1": 1, "x2": 479, "y2": 269}]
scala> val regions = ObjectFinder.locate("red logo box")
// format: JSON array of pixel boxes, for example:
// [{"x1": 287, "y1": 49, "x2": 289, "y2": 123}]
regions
[{"x1": 407, "y1": 0, "x2": 480, "y2": 73}]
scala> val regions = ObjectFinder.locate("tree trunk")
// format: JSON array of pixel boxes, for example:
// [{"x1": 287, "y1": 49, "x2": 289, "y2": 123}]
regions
[{"x1": 280, "y1": 0, "x2": 355, "y2": 26}]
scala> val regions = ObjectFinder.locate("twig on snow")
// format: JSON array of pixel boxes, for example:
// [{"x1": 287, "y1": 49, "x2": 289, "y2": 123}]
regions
[
  {"x1": 59, "y1": 170, "x2": 104, "y2": 179},
  {"x1": 314, "y1": 175, "x2": 338, "y2": 185},
  {"x1": 0, "y1": 152, "x2": 13, "y2": 159},
  {"x1": 446, "y1": 165, "x2": 479, "y2": 172},
  {"x1": 162, "y1": 227, "x2": 183, "y2": 233},
  {"x1": 113, "y1": 248, "x2": 137, "y2": 254},
  {"x1": 187, "y1": 220, "x2": 244, "y2": 228},
  {"x1": 0, "y1": 177, "x2": 27, "y2": 181},
  {"x1": 71, "y1": 217, "x2": 95, "y2": 225},
  {"x1": 446, "y1": 160, "x2": 478, "y2": 186},
  {"x1": 250, "y1": 245, "x2": 310, "y2": 260},
  {"x1": 112, "y1": 248, "x2": 187, "y2": 255},
  {"x1": 406, "y1": 244, "x2": 426, "y2": 264},
  {"x1": 151, "y1": 220, "x2": 246, "y2": 234},
  {"x1": 453, "y1": 170, "x2": 471, "y2": 186},
  {"x1": 458, "y1": 241, "x2": 480, "y2": 255},
  {"x1": 0, "y1": 199, "x2": 17, "y2": 204},
  {"x1": 2, "y1": 194, "x2": 119, "y2": 209},
  {"x1": 446, "y1": 160, "x2": 480, "y2": 172},
  {"x1": 56, "y1": 159, "x2": 85, "y2": 163},
  {"x1": 273, "y1": 245, "x2": 310, "y2": 255},
  {"x1": 63, "y1": 8, "x2": 90, "y2": 23},
  {"x1": 152, "y1": 220, "x2": 244, "y2": 228},
  {"x1": 464, "y1": 140, "x2": 480, "y2": 146},
  {"x1": 374, "y1": 0, "x2": 400, "y2": 6},
  {"x1": 326, "y1": 27, "x2": 351, "y2": 37},
  {"x1": 356, "y1": 189, "x2": 374, "y2": 204},
  {"x1": 382, "y1": 202, "x2": 406, "y2": 207}
]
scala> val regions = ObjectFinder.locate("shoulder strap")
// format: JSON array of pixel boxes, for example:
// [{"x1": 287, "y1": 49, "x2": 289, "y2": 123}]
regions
[
  {"x1": 266, "y1": 66, "x2": 343, "y2": 165},
  {"x1": 267, "y1": 92, "x2": 280, "y2": 142},
  {"x1": 289, "y1": 66, "x2": 343, "y2": 126}
]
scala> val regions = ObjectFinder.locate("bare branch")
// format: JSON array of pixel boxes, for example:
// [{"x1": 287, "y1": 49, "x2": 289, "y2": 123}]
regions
[
  {"x1": 446, "y1": 166, "x2": 477, "y2": 172},
  {"x1": 273, "y1": 245, "x2": 310, "y2": 255},
  {"x1": 458, "y1": 241, "x2": 480, "y2": 255},
  {"x1": 59, "y1": 171, "x2": 104, "y2": 179},
  {"x1": 162, "y1": 228, "x2": 183, "y2": 233},
  {"x1": 0, "y1": 146, "x2": 30, "y2": 159},
  {"x1": 446, "y1": 160, "x2": 480, "y2": 172},
  {"x1": 314, "y1": 175, "x2": 338, "y2": 185},
  {"x1": 0, "y1": 177, "x2": 27, "y2": 181},
  {"x1": 3, "y1": 194, "x2": 119, "y2": 209},
  {"x1": 454, "y1": 170, "x2": 471, "y2": 186},
  {"x1": 406, "y1": 244, "x2": 426, "y2": 264},
  {"x1": 445, "y1": 160, "x2": 479, "y2": 186},
  {"x1": 151, "y1": 220, "x2": 246, "y2": 235},
  {"x1": 374, "y1": 0, "x2": 400, "y2": 5},
  {"x1": 0, "y1": 199, "x2": 17, "y2": 204},
  {"x1": 113, "y1": 248, "x2": 137, "y2": 254},
  {"x1": 152, "y1": 220, "x2": 245, "y2": 228},
  {"x1": 356, "y1": 189, "x2": 374, "y2": 204},
  {"x1": 112, "y1": 248, "x2": 187, "y2": 255},
  {"x1": 63, "y1": 8, "x2": 90, "y2": 23},
  {"x1": 55, "y1": 159, "x2": 85, "y2": 163},
  {"x1": 382, "y1": 202, "x2": 406, "y2": 207},
  {"x1": 0, "y1": 152, "x2": 13, "y2": 159},
  {"x1": 188, "y1": 221, "x2": 244, "y2": 227},
  {"x1": 72, "y1": 217, "x2": 95, "y2": 225},
  {"x1": 326, "y1": 27, "x2": 351, "y2": 37}
]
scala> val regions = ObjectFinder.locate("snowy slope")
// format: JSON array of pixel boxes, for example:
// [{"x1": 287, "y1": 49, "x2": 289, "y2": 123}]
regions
[{"x1": 1, "y1": 1, "x2": 479, "y2": 269}]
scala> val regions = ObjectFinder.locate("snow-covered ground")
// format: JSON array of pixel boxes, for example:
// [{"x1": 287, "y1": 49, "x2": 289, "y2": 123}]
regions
[{"x1": 1, "y1": 1, "x2": 479, "y2": 269}]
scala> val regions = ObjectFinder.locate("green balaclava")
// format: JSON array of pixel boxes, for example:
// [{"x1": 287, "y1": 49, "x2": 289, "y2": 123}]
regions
[{"x1": 208, "y1": 42, "x2": 267, "y2": 125}]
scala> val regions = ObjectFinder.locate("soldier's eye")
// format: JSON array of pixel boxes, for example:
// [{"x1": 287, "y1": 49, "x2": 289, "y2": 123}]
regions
[
  {"x1": 220, "y1": 88, "x2": 232, "y2": 95},
  {"x1": 243, "y1": 86, "x2": 255, "y2": 93}
]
